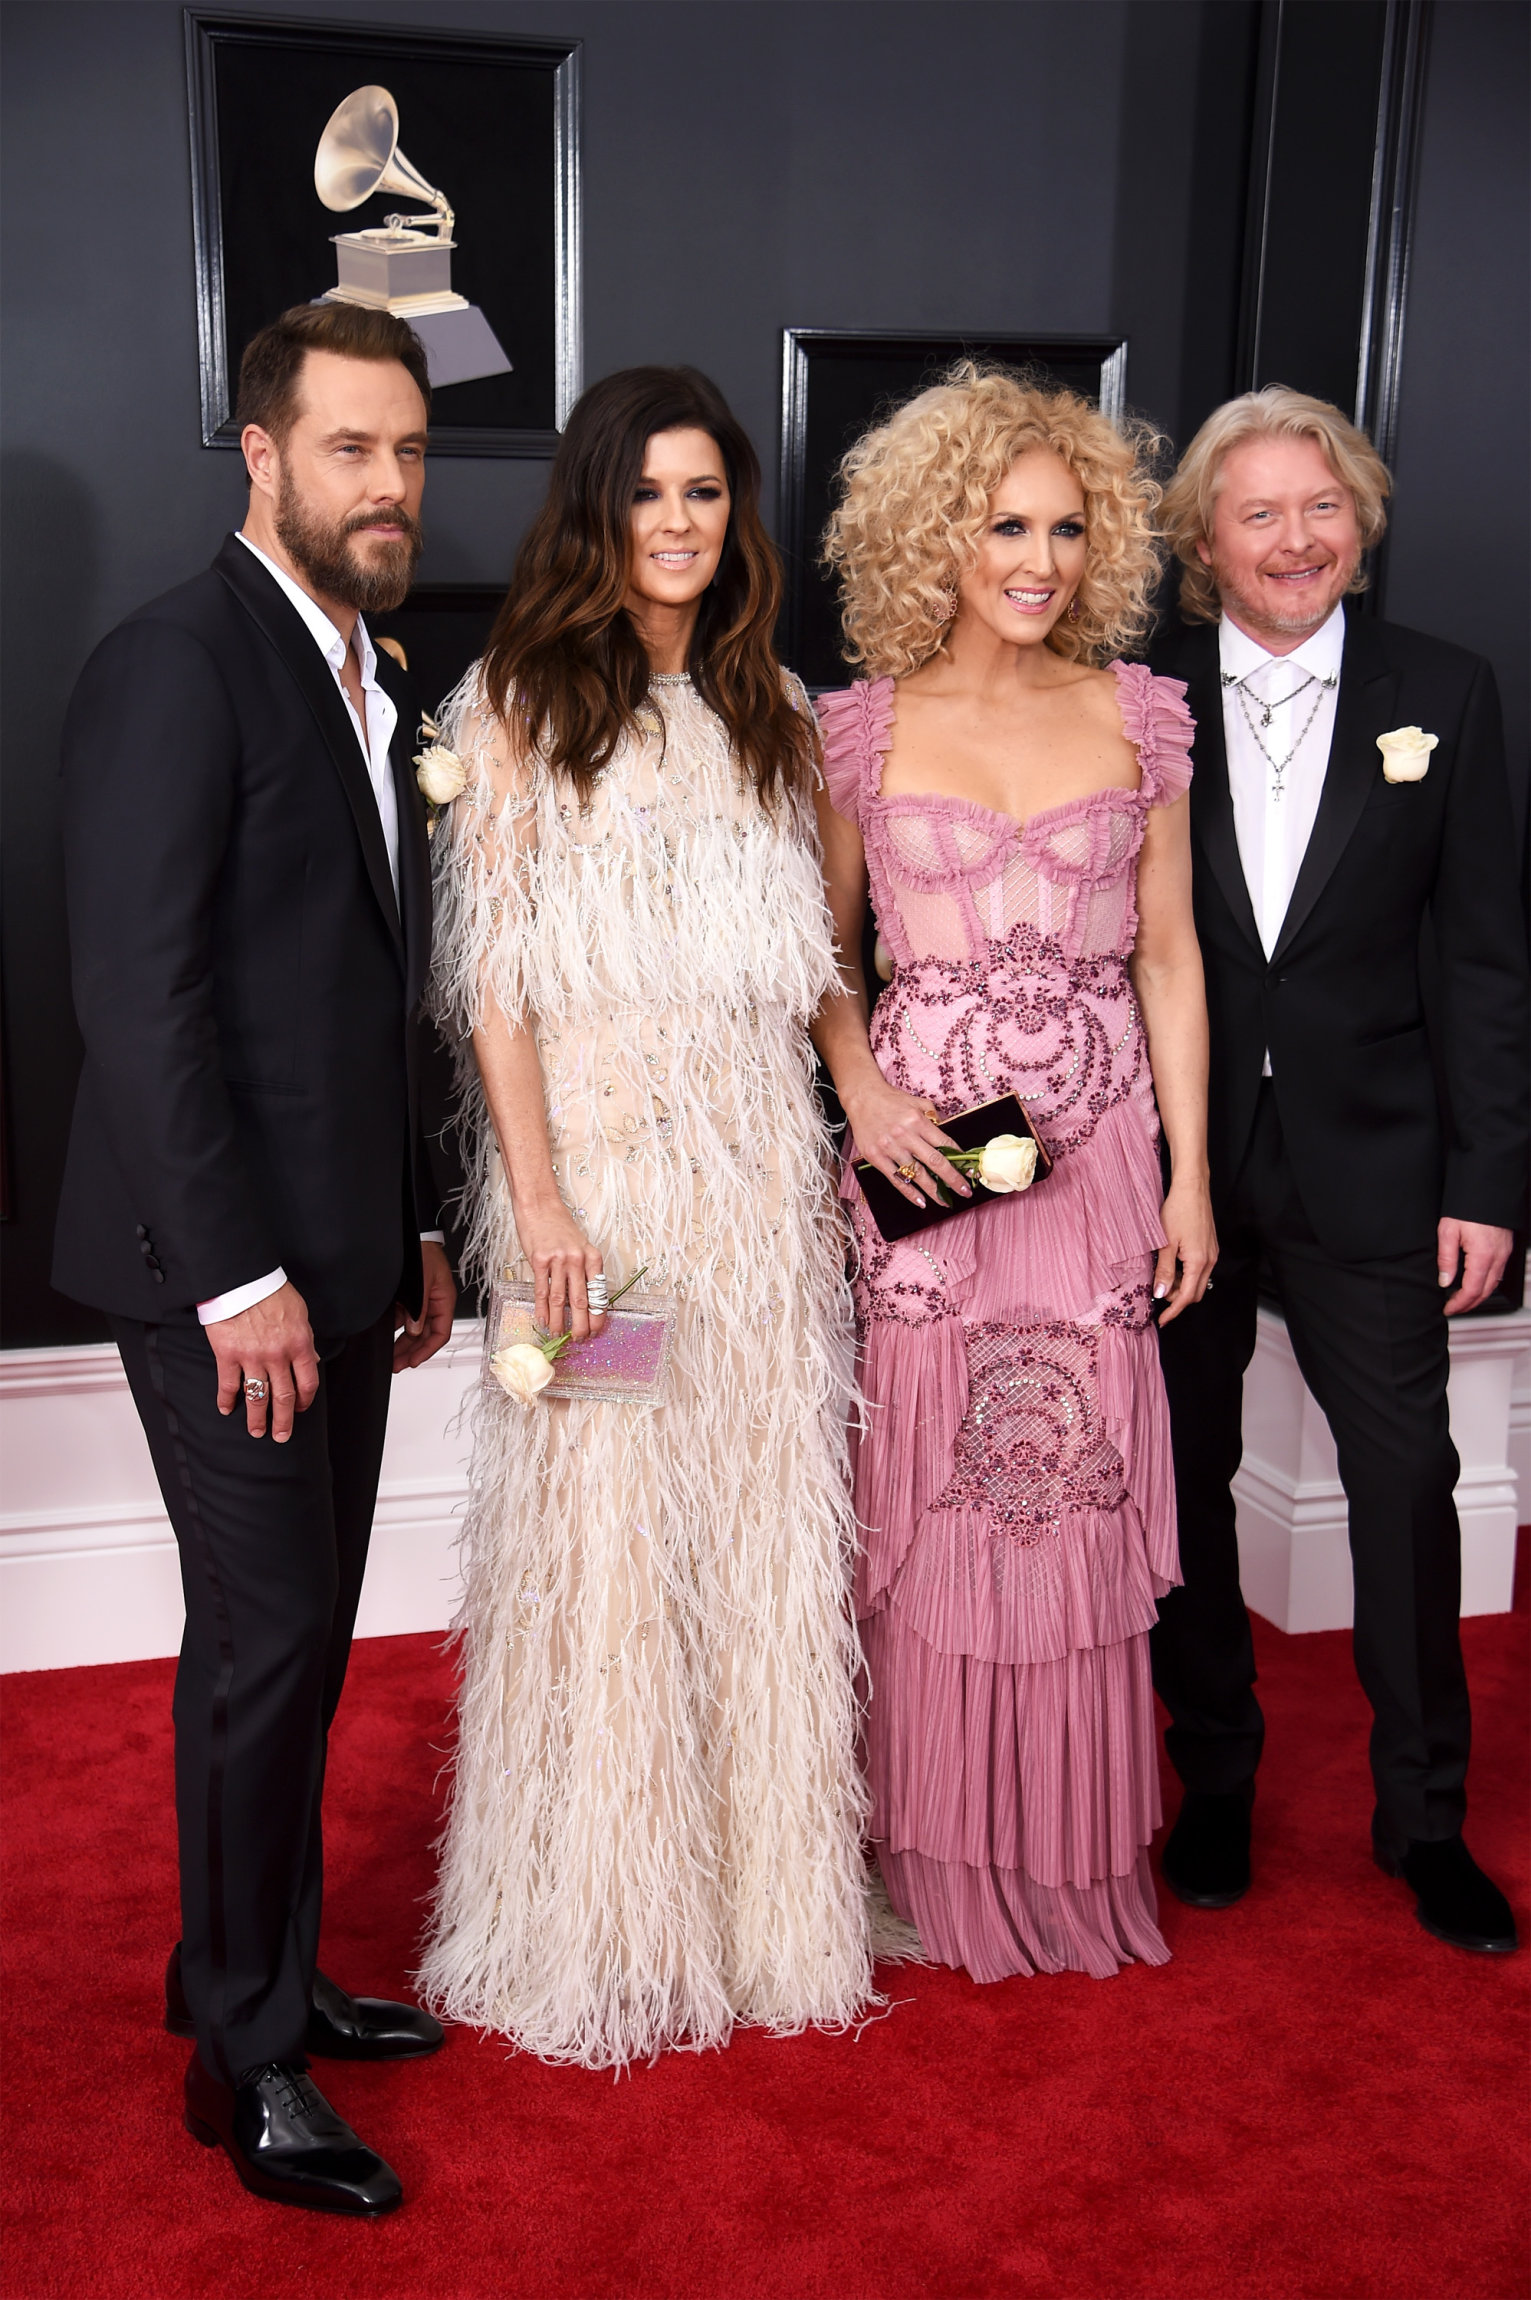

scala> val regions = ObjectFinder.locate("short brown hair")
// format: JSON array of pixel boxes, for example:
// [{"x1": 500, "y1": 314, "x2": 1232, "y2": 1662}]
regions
[
  {"x1": 234, "y1": 303, "x2": 431, "y2": 447},
  {"x1": 1161, "y1": 385, "x2": 1391, "y2": 622}
]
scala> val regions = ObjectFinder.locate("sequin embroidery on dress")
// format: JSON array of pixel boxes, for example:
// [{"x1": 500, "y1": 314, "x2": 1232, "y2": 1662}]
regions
[{"x1": 816, "y1": 659, "x2": 1196, "y2": 1986}]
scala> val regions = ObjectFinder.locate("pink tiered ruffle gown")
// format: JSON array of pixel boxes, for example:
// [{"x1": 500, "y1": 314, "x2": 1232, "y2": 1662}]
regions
[{"x1": 817, "y1": 662, "x2": 1194, "y2": 1981}]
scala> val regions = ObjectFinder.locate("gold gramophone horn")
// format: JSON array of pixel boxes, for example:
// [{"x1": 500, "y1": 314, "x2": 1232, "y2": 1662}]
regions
[{"x1": 314, "y1": 85, "x2": 453, "y2": 239}]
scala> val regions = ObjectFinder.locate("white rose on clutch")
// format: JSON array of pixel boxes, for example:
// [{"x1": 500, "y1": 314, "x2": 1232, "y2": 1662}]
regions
[
  {"x1": 1376, "y1": 726, "x2": 1437, "y2": 782},
  {"x1": 491, "y1": 1342, "x2": 556, "y2": 1404},
  {"x1": 976, "y1": 1133, "x2": 1038, "y2": 1194},
  {"x1": 414, "y1": 743, "x2": 469, "y2": 806}
]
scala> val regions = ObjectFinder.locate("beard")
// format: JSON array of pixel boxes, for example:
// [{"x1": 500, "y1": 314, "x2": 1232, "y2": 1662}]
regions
[
  {"x1": 1210, "y1": 547, "x2": 1359, "y2": 641},
  {"x1": 274, "y1": 476, "x2": 423, "y2": 614}
]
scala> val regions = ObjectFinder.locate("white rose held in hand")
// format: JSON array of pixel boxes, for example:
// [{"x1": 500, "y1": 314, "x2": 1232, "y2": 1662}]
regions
[
  {"x1": 976, "y1": 1133, "x2": 1038, "y2": 1193},
  {"x1": 415, "y1": 743, "x2": 469, "y2": 806},
  {"x1": 943, "y1": 1130, "x2": 1041, "y2": 1196},
  {"x1": 1377, "y1": 726, "x2": 1437, "y2": 783},
  {"x1": 491, "y1": 1342, "x2": 556, "y2": 1403}
]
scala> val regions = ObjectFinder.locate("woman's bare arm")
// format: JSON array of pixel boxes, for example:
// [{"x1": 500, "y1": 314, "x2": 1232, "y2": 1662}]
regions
[
  {"x1": 810, "y1": 780, "x2": 967, "y2": 1207},
  {"x1": 1128, "y1": 792, "x2": 1217, "y2": 1324}
]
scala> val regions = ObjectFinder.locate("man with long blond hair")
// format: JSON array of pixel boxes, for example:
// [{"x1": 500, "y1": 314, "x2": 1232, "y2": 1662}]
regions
[{"x1": 1148, "y1": 386, "x2": 1526, "y2": 1954}]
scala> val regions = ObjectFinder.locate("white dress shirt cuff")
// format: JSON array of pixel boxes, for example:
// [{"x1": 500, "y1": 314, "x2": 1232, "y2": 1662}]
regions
[
  {"x1": 420, "y1": 1231, "x2": 446, "y2": 1246},
  {"x1": 197, "y1": 1268, "x2": 288, "y2": 1326}
]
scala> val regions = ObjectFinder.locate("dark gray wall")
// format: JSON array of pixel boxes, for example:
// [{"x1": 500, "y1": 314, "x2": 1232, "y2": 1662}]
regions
[
  {"x1": 5, "y1": 0, "x2": 1522, "y2": 1346},
  {"x1": 1385, "y1": 0, "x2": 1530, "y2": 799},
  {"x1": 6, "y1": 0, "x2": 1240, "y2": 1345}
]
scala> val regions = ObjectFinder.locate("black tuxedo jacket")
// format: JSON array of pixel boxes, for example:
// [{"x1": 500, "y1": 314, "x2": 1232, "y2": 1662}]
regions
[
  {"x1": 53, "y1": 535, "x2": 439, "y2": 1344},
  {"x1": 1151, "y1": 604, "x2": 1528, "y2": 1261}
]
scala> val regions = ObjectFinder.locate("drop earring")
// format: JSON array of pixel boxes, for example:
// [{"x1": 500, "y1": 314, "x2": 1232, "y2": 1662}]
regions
[
  {"x1": 1067, "y1": 595, "x2": 1082, "y2": 623},
  {"x1": 931, "y1": 586, "x2": 958, "y2": 626}
]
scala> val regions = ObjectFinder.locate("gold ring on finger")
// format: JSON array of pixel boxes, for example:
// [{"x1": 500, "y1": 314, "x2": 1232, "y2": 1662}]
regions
[{"x1": 896, "y1": 1163, "x2": 919, "y2": 1182}]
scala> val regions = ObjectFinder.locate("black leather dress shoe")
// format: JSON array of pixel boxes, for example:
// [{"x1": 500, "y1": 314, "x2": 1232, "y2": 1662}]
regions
[
  {"x1": 166, "y1": 1943, "x2": 443, "y2": 2060},
  {"x1": 184, "y1": 2051, "x2": 402, "y2": 2216},
  {"x1": 1373, "y1": 1832, "x2": 1519, "y2": 1954},
  {"x1": 1161, "y1": 1785, "x2": 1255, "y2": 1908}
]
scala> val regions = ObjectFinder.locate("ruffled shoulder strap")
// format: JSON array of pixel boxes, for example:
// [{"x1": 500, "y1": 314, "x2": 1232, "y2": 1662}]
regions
[
  {"x1": 814, "y1": 676, "x2": 895, "y2": 825},
  {"x1": 1112, "y1": 660, "x2": 1194, "y2": 806}
]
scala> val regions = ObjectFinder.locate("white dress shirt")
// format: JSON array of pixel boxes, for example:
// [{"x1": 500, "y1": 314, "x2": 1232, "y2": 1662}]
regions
[
  {"x1": 198, "y1": 536, "x2": 439, "y2": 1327},
  {"x1": 1220, "y1": 601, "x2": 1345, "y2": 1078}
]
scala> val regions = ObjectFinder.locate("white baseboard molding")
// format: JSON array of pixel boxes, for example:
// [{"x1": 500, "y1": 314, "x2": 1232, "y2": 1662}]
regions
[
  {"x1": 0, "y1": 1326, "x2": 481, "y2": 1673},
  {"x1": 3, "y1": 1292, "x2": 1528, "y2": 1671}
]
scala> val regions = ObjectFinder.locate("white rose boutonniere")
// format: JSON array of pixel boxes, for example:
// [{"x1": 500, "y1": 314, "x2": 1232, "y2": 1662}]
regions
[
  {"x1": 414, "y1": 742, "x2": 469, "y2": 808},
  {"x1": 1377, "y1": 726, "x2": 1437, "y2": 783}
]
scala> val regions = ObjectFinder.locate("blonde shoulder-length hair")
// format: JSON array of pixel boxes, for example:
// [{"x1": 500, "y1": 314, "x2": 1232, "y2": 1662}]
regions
[
  {"x1": 1162, "y1": 385, "x2": 1392, "y2": 622},
  {"x1": 821, "y1": 362, "x2": 1164, "y2": 679}
]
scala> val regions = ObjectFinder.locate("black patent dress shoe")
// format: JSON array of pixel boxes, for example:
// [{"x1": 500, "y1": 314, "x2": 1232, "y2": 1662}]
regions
[
  {"x1": 166, "y1": 1944, "x2": 443, "y2": 2060},
  {"x1": 184, "y1": 2051, "x2": 402, "y2": 2216},
  {"x1": 1373, "y1": 1832, "x2": 1519, "y2": 1954},
  {"x1": 1161, "y1": 1785, "x2": 1255, "y2": 1908}
]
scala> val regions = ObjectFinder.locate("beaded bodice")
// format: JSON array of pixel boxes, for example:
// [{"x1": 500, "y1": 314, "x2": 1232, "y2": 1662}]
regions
[{"x1": 816, "y1": 663, "x2": 1194, "y2": 1153}]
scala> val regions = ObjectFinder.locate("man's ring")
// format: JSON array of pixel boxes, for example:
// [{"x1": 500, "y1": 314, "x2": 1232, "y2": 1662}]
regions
[
  {"x1": 896, "y1": 1163, "x2": 919, "y2": 1182},
  {"x1": 244, "y1": 1378, "x2": 268, "y2": 1402}
]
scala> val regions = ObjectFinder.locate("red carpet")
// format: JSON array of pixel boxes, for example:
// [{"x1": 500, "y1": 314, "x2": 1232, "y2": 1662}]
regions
[{"x1": 5, "y1": 1563, "x2": 1527, "y2": 2300}]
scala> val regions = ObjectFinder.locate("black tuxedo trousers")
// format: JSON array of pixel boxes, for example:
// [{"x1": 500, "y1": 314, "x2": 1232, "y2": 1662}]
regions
[
  {"x1": 1152, "y1": 1084, "x2": 1469, "y2": 1845},
  {"x1": 113, "y1": 1310, "x2": 394, "y2": 2081}
]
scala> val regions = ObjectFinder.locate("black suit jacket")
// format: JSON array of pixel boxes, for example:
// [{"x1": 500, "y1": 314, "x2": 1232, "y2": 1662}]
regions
[
  {"x1": 53, "y1": 535, "x2": 439, "y2": 1344},
  {"x1": 1151, "y1": 604, "x2": 1528, "y2": 1260}
]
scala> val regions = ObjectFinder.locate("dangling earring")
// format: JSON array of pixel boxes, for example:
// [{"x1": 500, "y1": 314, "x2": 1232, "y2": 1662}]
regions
[
  {"x1": 931, "y1": 586, "x2": 958, "y2": 626},
  {"x1": 1067, "y1": 595, "x2": 1082, "y2": 623}
]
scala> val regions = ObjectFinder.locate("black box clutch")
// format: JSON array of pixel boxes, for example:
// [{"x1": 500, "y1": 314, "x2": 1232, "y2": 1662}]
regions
[{"x1": 854, "y1": 1092, "x2": 1053, "y2": 1244}]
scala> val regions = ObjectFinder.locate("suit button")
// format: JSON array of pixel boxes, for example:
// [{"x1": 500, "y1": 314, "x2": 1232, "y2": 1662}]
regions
[
  {"x1": 136, "y1": 1225, "x2": 149, "y2": 1240},
  {"x1": 151, "y1": 1269, "x2": 166, "y2": 1285},
  {"x1": 139, "y1": 1239, "x2": 154, "y2": 1257}
]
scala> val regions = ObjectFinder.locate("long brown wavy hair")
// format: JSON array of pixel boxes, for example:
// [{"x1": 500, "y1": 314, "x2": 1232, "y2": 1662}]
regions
[{"x1": 482, "y1": 366, "x2": 815, "y2": 806}]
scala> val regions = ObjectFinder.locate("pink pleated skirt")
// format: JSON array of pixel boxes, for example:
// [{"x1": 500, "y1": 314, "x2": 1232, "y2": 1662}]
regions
[{"x1": 849, "y1": 1090, "x2": 1180, "y2": 1982}]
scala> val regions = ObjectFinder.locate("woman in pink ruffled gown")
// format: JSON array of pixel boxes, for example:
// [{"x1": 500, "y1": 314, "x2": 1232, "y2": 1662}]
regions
[{"x1": 812, "y1": 368, "x2": 1217, "y2": 1981}]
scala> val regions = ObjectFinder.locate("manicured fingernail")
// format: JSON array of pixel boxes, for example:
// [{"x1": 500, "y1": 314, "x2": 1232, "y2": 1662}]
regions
[
  {"x1": 1438, "y1": 1271, "x2": 1452, "y2": 1287},
  {"x1": 913, "y1": 1193, "x2": 926, "y2": 1208},
  {"x1": 1153, "y1": 1282, "x2": 1168, "y2": 1299}
]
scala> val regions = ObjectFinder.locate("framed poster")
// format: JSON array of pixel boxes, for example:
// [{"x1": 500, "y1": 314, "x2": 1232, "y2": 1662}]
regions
[
  {"x1": 779, "y1": 331, "x2": 1128, "y2": 690},
  {"x1": 185, "y1": 11, "x2": 581, "y2": 456}
]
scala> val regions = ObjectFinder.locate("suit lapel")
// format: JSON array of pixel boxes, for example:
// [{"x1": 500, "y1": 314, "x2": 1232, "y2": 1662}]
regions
[
  {"x1": 1172, "y1": 622, "x2": 1263, "y2": 951},
  {"x1": 379, "y1": 659, "x2": 433, "y2": 1008},
  {"x1": 1270, "y1": 606, "x2": 1397, "y2": 964},
  {"x1": 214, "y1": 536, "x2": 404, "y2": 960}
]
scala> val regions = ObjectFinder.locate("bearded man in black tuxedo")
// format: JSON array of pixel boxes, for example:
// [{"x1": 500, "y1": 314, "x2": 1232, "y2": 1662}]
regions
[
  {"x1": 55, "y1": 304, "x2": 458, "y2": 2212},
  {"x1": 1148, "y1": 387, "x2": 1526, "y2": 1955}
]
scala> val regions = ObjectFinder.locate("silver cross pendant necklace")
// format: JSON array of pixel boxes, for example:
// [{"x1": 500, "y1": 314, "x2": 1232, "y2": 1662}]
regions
[{"x1": 1222, "y1": 667, "x2": 1338, "y2": 801}]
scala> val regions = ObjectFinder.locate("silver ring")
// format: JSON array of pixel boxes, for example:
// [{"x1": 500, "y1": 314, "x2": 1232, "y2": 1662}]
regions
[
  {"x1": 586, "y1": 1277, "x2": 610, "y2": 1308},
  {"x1": 244, "y1": 1378, "x2": 268, "y2": 1402}
]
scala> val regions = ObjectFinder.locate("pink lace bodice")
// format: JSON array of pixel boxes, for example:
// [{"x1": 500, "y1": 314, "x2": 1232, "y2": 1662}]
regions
[{"x1": 816, "y1": 662, "x2": 1194, "y2": 1156}]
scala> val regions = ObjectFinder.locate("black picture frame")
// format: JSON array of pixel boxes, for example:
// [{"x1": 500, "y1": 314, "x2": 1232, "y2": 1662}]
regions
[
  {"x1": 778, "y1": 330, "x2": 1129, "y2": 691},
  {"x1": 366, "y1": 582, "x2": 505, "y2": 720},
  {"x1": 185, "y1": 10, "x2": 581, "y2": 457}
]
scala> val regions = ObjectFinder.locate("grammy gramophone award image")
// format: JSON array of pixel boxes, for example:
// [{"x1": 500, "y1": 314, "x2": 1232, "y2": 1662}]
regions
[
  {"x1": 186, "y1": 14, "x2": 580, "y2": 454},
  {"x1": 314, "y1": 85, "x2": 512, "y2": 391}
]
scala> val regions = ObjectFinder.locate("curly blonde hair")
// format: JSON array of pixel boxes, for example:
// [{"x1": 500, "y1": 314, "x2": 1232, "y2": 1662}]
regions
[
  {"x1": 1162, "y1": 385, "x2": 1392, "y2": 622},
  {"x1": 821, "y1": 362, "x2": 1164, "y2": 678}
]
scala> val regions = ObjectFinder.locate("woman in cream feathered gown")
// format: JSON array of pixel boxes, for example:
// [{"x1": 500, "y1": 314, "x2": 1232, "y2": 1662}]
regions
[{"x1": 417, "y1": 368, "x2": 876, "y2": 2067}]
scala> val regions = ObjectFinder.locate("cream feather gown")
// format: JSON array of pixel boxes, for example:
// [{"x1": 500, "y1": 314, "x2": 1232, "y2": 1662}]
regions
[{"x1": 417, "y1": 670, "x2": 876, "y2": 2066}]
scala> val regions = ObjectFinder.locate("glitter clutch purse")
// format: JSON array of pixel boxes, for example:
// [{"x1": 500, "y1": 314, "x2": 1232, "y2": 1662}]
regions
[{"x1": 487, "y1": 1276, "x2": 678, "y2": 1404}]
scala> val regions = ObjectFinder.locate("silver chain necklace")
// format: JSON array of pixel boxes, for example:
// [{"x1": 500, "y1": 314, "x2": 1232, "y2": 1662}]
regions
[{"x1": 1222, "y1": 666, "x2": 1338, "y2": 801}]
